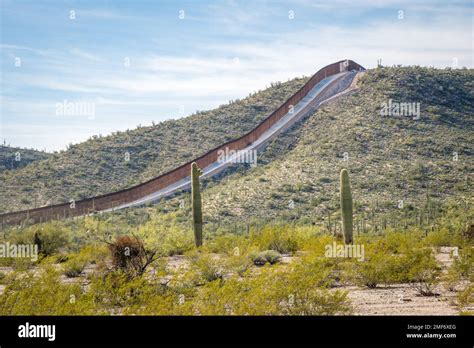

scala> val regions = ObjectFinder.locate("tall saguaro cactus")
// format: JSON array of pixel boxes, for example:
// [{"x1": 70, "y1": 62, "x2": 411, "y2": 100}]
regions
[
  {"x1": 191, "y1": 162, "x2": 203, "y2": 247},
  {"x1": 340, "y1": 169, "x2": 353, "y2": 244}
]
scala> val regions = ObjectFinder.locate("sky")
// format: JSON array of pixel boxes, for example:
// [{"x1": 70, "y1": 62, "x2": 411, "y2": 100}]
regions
[{"x1": 0, "y1": 0, "x2": 473, "y2": 152}]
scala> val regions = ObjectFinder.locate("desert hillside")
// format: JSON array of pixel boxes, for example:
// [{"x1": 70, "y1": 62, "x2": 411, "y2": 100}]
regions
[{"x1": 0, "y1": 77, "x2": 308, "y2": 211}]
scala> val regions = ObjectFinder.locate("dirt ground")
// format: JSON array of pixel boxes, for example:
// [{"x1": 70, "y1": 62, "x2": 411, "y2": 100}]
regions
[
  {"x1": 345, "y1": 247, "x2": 470, "y2": 315},
  {"x1": 345, "y1": 283, "x2": 459, "y2": 315}
]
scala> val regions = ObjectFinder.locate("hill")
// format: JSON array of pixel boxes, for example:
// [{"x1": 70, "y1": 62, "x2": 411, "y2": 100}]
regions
[
  {"x1": 0, "y1": 77, "x2": 308, "y2": 212},
  {"x1": 151, "y1": 66, "x2": 473, "y2": 231},
  {"x1": 0, "y1": 146, "x2": 51, "y2": 172},
  {"x1": 1, "y1": 66, "x2": 472, "y2": 227}
]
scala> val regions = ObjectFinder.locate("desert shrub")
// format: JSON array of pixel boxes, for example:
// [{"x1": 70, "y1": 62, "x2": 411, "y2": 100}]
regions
[
  {"x1": 250, "y1": 250, "x2": 281, "y2": 266},
  {"x1": 77, "y1": 244, "x2": 109, "y2": 264},
  {"x1": 456, "y1": 285, "x2": 473, "y2": 315},
  {"x1": 354, "y1": 257, "x2": 387, "y2": 288},
  {"x1": 462, "y1": 224, "x2": 473, "y2": 242},
  {"x1": 0, "y1": 267, "x2": 99, "y2": 315},
  {"x1": 197, "y1": 257, "x2": 224, "y2": 283},
  {"x1": 30, "y1": 224, "x2": 70, "y2": 256},
  {"x1": 0, "y1": 233, "x2": 355, "y2": 315},
  {"x1": 64, "y1": 258, "x2": 86, "y2": 278},
  {"x1": 185, "y1": 251, "x2": 225, "y2": 283},
  {"x1": 120, "y1": 269, "x2": 198, "y2": 315},
  {"x1": 444, "y1": 268, "x2": 461, "y2": 292},
  {"x1": 122, "y1": 291, "x2": 195, "y2": 315},
  {"x1": 444, "y1": 247, "x2": 473, "y2": 291},
  {"x1": 54, "y1": 254, "x2": 69, "y2": 263},
  {"x1": 107, "y1": 235, "x2": 158, "y2": 278},
  {"x1": 451, "y1": 247, "x2": 474, "y2": 280},
  {"x1": 224, "y1": 254, "x2": 252, "y2": 277},
  {"x1": 0, "y1": 271, "x2": 6, "y2": 284},
  {"x1": 422, "y1": 228, "x2": 456, "y2": 247},
  {"x1": 202, "y1": 234, "x2": 250, "y2": 256},
  {"x1": 250, "y1": 225, "x2": 309, "y2": 254},
  {"x1": 273, "y1": 268, "x2": 352, "y2": 315},
  {"x1": 351, "y1": 233, "x2": 446, "y2": 289},
  {"x1": 135, "y1": 214, "x2": 194, "y2": 256},
  {"x1": 0, "y1": 223, "x2": 70, "y2": 259},
  {"x1": 383, "y1": 231, "x2": 422, "y2": 253},
  {"x1": 433, "y1": 207, "x2": 473, "y2": 244},
  {"x1": 353, "y1": 240, "x2": 442, "y2": 292},
  {"x1": 158, "y1": 229, "x2": 194, "y2": 256},
  {"x1": 352, "y1": 241, "x2": 399, "y2": 288},
  {"x1": 300, "y1": 234, "x2": 335, "y2": 254},
  {"x1": 405, "y1": 248, "x2": 442, "y2": 296},
  {"x1": 88, "y1": 271, "x2": 158, "y2": 310},
  {"x1": 109, "y1": 236, "x2": 143, "y2": 271},
  {"x1": 267, "y1": 237, "x2": 298, "y2": 254},
  {"x1": 6, "y1": 257, "x2": 35, "y2": 271},
  {"x1": 194, "y1": 264, "x2": 352, "y2": 315},
  {"x1": 311, "y1": 255, "x2": 355, "y2": 287},
  {"x1": 62, "y1": 245, "x2": 107, "y2": 278}
]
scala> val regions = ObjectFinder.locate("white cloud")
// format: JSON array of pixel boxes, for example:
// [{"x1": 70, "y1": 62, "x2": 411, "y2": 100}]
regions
[
  {"x1": 69, "y1": 48, "x2": 104, "y2": 63},
  {"x1": 0, "y1": 44, "x2": 47, "y2": 56},
  {"x1": 75, "y1": 9, "x2": 130, "y2": 20}
]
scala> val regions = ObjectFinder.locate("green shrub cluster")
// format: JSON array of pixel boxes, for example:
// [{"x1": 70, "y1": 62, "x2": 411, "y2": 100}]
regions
[{"x1": 250, "y1": 250, "x2": 282, "y2": 266}]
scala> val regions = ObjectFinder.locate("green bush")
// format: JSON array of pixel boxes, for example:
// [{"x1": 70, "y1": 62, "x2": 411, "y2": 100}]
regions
[
  {"x1": 136, "y1": 216, "x2": 194, "y2": 256},
  {"x1": 61, "y1": 245, "x2": 106, "y2": 278},
  {"x1": 383, "y1": 231, "x2": 422, "y2": 254},
  {"x1": 250, "y1": 225, "x2": 306, "y2": 254},
  {"x1": 194, "y1": 264, "x2": 352, "y2": 315},
  {"x1": 452, "y1": 247, "x2": 473, "y2": 280},
  {"x1": 250, "y1": 250, "x2": 281, "y2": 266},
  {"x1": 457, "y1": 285, "x2": 473, "y2": 315},
  {"x1": 0, "y1": 271, "x2": 7, "y2": 284},
  {"x1": 64, "y1": 258, "x2": 86, "y2": 278},
  {"x1": 3, "y1": 257, "x2": 35, "y2": 271},
  {"x1": 353, "y1": 241, "x2": 398, "y2": 288},
  {"x1": 32, "y1": 225, "x2": 70, "y2": 256},
  {"x1": 444, "y1": 247, "x2": 473, "y2": 291},
  {"x1": 405, "y1": 249, "x2": 441, "y2": 296},
  {"x1": 310, "y1": 255, "x2": 354, "y2": 287},
  {"x1": 0, "y1": 267, "x2": 99, "y2": 315},
  {"x1": 186, "y1": 251, "x2": 225, "y2": 283},
  {"x1": 423, "y1": 228, "x2": 456, "y2": 247},
  {"x1": 1, "y1": 223, "x2": 70, "y2": 258},
  {"x1": 87, "y1": 271, "x2": 158, "y2": 309},
  {"x1": 225, "y1": 254, "x2": 253, "y2": 277},
  {"x1": 202, "y1": 234, "x2": 249, "y2": 256}
]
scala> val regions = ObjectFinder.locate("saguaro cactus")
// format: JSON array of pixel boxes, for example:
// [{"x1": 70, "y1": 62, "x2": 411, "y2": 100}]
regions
[
  {"x1": 340, "y1": 169, "x2": 353, "y2": 244},
  {"x1": 191, "y1": 162, "x2": 203, "y2": 247}
]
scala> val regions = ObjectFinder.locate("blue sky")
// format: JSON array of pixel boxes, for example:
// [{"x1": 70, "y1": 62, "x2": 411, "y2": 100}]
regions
[{"x1": 1, "y1": 0, "x2": 472, "y2": 151}]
